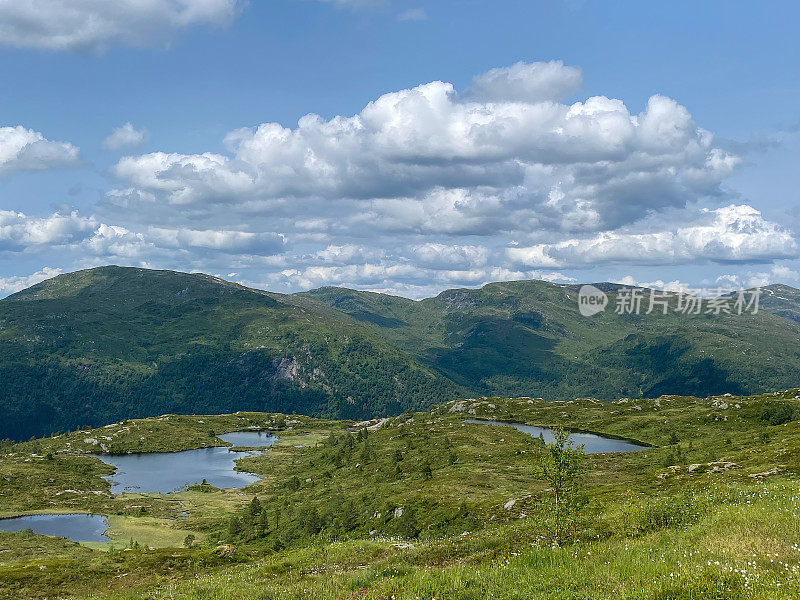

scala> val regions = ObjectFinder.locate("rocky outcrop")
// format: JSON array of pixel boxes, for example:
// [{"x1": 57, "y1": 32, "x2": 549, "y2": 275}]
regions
[
  {"x1": 749, "y1": 467, "x2": 782, "y2": 479},
  {"x1": 271, "y1": 357, "x2": 300, "y2": 382},
  {"x1": 658, "y1": 460, "x2": 740, "y2": 479}
]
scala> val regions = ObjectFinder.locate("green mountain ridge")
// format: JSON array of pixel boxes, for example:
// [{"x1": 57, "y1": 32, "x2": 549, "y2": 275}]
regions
[
  {"x1": 2, "y1": 266, "x2": 799, "y2": 440},
  {"x1": 0, "y1": 266, "x2": 459, "y2": 440},
  {"x1": 301, "y1": 279, "x2": 800, "y2": 400}
]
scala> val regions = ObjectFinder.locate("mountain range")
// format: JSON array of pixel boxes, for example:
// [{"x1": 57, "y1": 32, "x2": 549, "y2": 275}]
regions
[{"x1": 1, "y1": 266, "x2": 799, "y2": 440}]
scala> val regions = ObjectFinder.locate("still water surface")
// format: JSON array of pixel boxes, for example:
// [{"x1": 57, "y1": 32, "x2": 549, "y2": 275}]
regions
[
  {"x1": 0, "y1": 433, "x2": 279, "y2": 541},
  {"x1": 93, "y1": 431, "x2": 276, "y2": 494},
  {"x1": 465, "y1": 419, "x2": 646, "y2": 453},
  {"x1": 0, "y1": 513, "x2": 109, "y2": 542},
  {"x1": 218, "y1": 430, "x2": 277, "y2": 447}
]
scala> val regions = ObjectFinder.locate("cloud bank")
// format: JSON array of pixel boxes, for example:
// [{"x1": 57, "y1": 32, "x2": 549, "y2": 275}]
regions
[
  {"x1": 507, "y1": 205, "x2": 797, "y2": 268},
  {"x1": 0, "y1": 267, "x2": 63, "y2": 296},
  {"x1": 0, "y1": 0, "x2": 242, "y2": 53},
  {"x1": 2, "y1": 62, "x2": 797, "y2": 297}
]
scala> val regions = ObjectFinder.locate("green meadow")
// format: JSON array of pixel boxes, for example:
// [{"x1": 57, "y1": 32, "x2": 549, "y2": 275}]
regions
[{"x1": 2, "y1": 390, "x2": 800, "y2": 599}]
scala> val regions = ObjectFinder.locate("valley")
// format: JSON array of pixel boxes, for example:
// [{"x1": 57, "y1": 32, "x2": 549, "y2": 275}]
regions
[{"x1": 3, "y1": 267, "x2": 800, "y2": 441}]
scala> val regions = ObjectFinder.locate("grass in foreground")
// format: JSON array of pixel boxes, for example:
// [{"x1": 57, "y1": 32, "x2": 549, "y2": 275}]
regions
[
  {"x1": 1, "y1": 390, "x2": 800, "y2": 598},
  {"x1": 87, "y1": 479, "x2": 800, "y2": 600}
]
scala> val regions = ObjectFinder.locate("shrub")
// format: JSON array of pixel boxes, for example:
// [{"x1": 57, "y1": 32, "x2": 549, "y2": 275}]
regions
[
  {"x1": 631, "y1": 493, "x2": 704, "y2": 535},
  {"x1": 392, "y1": 506, "x2": 419, "y2": 538},
  {"x1": 760, "y1": 403, "x2": 800, "y2": 425},
  {"x1": 661, "y1": 445, "x2": 687, "y2": 467}
]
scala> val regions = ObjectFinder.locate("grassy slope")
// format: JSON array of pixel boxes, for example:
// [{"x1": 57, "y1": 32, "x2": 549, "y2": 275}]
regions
[
  {"x1": 760, "y1": 283, "x2": 800, "y2": 323},
  {"x1": 2, "y1": 391, "x2": 800, "y2": 598}
]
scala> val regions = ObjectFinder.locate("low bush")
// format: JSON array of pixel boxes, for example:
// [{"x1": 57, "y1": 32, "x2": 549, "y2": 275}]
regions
[
  {"x1": 760, "y1": 403, "x2": 800, "y2": 426},
  {"x1": 629, "y1": 493, "x2": 705, "y2": 535}
]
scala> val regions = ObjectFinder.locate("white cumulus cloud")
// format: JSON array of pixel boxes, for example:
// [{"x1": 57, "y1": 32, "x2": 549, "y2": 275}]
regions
[
  {"x1": 147, "y1": 227, "x2": 285, "y2": 253},
  {"x1": 715, "y1": 264, "x2": 800, "y2": 290},
  {"x1": 109, "y1": 61, "x2": 739, "y2": 235},
  {"x1": 461, "y1": 60, "x2": 582, "y2": 103},
  {"x1": 4, "y1": 61, "x2": 796, "y2": 298},
  {"x1": 0, "y1": 210, "x2": 96, "y2": 250},
  {"x1": 409, "y1": 243, "x2": 489, "y2": 268},
  {"x1": 0, "y1": 126, "x2": 80, "y2": 176},
  {"x1": 0, "y1": 267, "x2": 63, "y2": 297},
  {"x1": 103, "y1": 123, "x2": 147, "y2": 150}
]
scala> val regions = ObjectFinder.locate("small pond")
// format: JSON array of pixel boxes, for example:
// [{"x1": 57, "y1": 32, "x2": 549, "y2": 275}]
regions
[
  {"x1": 0, "y1": 513, "x2": 109, "y2": 542},
  {"x1": 92, "y1": 431, "x2": 277, "y2": 494},
  {"x1": 465, "y1": 419, "x2": 647, "y2": 453},
  {"x1": 218, "y1": 430, "x2": 278, "y2": 447}
]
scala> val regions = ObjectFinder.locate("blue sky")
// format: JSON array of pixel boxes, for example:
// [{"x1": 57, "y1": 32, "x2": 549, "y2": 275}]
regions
[{"x1": 1, "y1": 0, "x2": 799, "y2": 297}]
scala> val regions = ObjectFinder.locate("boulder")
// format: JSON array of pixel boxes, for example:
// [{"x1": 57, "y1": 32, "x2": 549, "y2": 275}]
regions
[
  {"x1": 213, "y1": 544, "x2": 236, "y2": 558},
  {"x1": 749, "y1": 467, "x2": 781, "y2": 479},
  {"x1": 708, "y1": 461, "x2": 740, "y2": 473}
]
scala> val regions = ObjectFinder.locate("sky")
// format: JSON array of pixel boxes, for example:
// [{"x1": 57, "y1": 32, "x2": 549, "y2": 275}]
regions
[{"x1": 1, "y1": 0, "x2": 799, "y2": 299}]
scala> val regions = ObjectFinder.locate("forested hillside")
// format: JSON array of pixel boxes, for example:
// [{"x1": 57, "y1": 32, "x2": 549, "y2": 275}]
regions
[
  {"x1": 301, "y1": 280, "x2": 800, "y2": 401},
  {"x1": 0, "y1": 267, "x2": 458, "y2": 440},
  {"x1": 2, "y1": 266, "x2": 800, "y2": 440}
]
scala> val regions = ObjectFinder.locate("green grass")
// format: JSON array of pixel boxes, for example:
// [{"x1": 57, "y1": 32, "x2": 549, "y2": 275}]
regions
[
  {"x1": 78, "y1": 480, "x2": 800, "y2": 600},
  {"x1": 3, "y1": 390, "x2": 800, "y2": 599}
]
